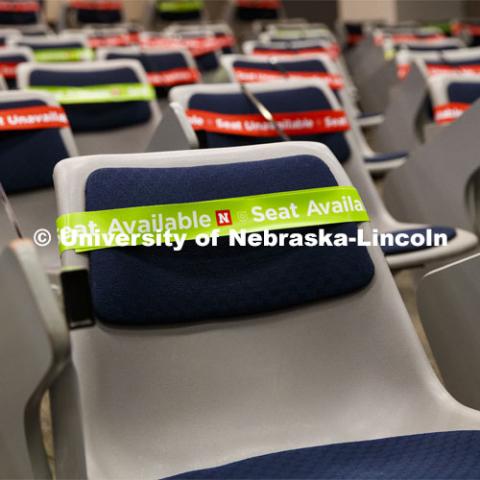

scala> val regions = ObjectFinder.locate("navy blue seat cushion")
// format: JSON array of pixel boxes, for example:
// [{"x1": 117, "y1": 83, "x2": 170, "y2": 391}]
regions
[
  {"x1": 105, "y1": 51, "x2": 190, "y2": 97},
  {"x1": 233, "y1": 58, "x2": 329, "y2": 74},
  {"x1": 168, "y1": 430, "x2": 480, "y2": 479},
  {"x1": 189, "y1": 87, "x2": 351, "y2": 163},
  {"x1": 381, "y1": 226, "x2": 456, "y2": 255},
  {"x1": 85, "y1": 155, "x2": 374, "y2": 325},
  {"x1": 0, "y1": 99, "x2": 70, "y2": 193},
  {"x1": 364, "y1": 151, "x2": 407, "y2": 163},
  {"x1": 447, "y1": 81, "x2": 480, "y2": 105},
  {"x1": 29, "y1": 67, "x2": 152, "y2": 131}
]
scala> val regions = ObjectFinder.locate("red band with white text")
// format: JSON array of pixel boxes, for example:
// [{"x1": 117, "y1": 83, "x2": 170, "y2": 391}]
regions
[
  {"x1": 0, "y1": 105, "x2": 69, "y2": 131},
  {"x1": 236, "y1": 0, "x2": 279, "y2": 9},
  {"x1": 0, "y1": 1, "x2": 39, "y2": 12},
  {"x1": 186, "y1": 108, "x2": 350, "y2": 137},
  {"x1": 433, "y1": 102, "x2": 469, "y2": 124},
  {"x1": 147, "y1": 67, "x2": 199, "y2": 86},
  {"x1": 233, "y1": 66, "x2": 344, "y2": 89},
  {"x1": 70, "y1": 0, "x2": 122, "y2": 10},
  {"x1": 253, "y1": 45, "x2": 339, "y2": 59},
  {"x1": 426, "y1": 64, "x2": 480, "y2": 75},
  {"x1": 88, "y1": 33, "x2": 138, "y2": 48},
  {"x1": 0, "y1": 61, "x2": 20, "y2": 79},
  {"x1": 140, "y1": 36, "x2": 225, "y2": 56}
]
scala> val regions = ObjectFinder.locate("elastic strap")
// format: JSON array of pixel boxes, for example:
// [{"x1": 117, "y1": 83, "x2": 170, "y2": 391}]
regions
[
  {"x1": 0, "y1": 105, "x2": 69, "y2": 131},
  {"x1": 186, "y1": 108, "x2": 350, "y2": 137},
  {"x1": 57, "y1": 185, "x2": 369, "y2": 253},
  {"x1": 29, "y1": 83, "x2": 155, "y2": 105}
]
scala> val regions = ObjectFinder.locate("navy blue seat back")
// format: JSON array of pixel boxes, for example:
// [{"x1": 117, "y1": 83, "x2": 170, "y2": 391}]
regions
[
  {"x1": 17, "y1": 40, "x2": 84, "y2": 51},
  {"x1": 193, "y1": 50, "x2": 218, "y2": 72},
  {"x1": 233, "y1": 58, "x2": 329, "y2": 74},
  {"x1": 188, "y1": 87, "x2": 351, "y2": 163},
  {"x1": 0, "y1": 99, "x2": 70, "y2": 193},
  {"x1": 74, "y1": 6, "x2": 123, "y2": 24},
  {"x1": 29, "y1": 67, "x2": 152, "y2": 131},
  {"x1": 85, "y1": 155, "x2": 374, "y2": 326},
  {"x1": 0, "y1": 10, "x2": 38, "y2": 25},
  {"x1": 401, "y1": 44, "x2": 460, "y2": 52},
  {"x1": 447, "y1": 81, "x2": 480, "y2": 104},
  {"x1": 105, "y1": 50, "x2": 191, "y2": 97},
  {"x1": 427, "y1": 57, "x2": 480, "y2": 69},
  {"x1": 235, "y1": 5, "x2": 279, "y2": 21}
]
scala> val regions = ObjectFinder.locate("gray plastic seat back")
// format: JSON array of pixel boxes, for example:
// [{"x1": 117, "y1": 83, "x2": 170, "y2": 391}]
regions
[
  {"x1": 17, "y1": 60, "x2": 161, "y2": 156},
  {"x1": 53, "y1": 142, "x2": 480, "y2": 479}
]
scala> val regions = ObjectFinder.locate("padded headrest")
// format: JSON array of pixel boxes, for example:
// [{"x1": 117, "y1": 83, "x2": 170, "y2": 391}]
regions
[
  {"x1": 233, "y1": 58, "x2": 329, "y2": 73},
  {"x1": 85, "y1": 155, "x2": 374, "y2": 325},
  {"x1": 104, "y1": 50, "x2": 192, "y2": 95},
  {"x1": 0, "y1": 10, "x2": 38, "y2": 25},
  {"x1": 188, "y1": 86, "x2": 351, "y2": 162},
  {"x1": 74, "y1": 6, "x2": 123, "y2": 24},
  {"x1": 105, "y1": 50, "x2": 189, "y2": 70},
  {"x1": 0, "y1": 98, "x2": 70, "y2": 193},
  {"x1": 0, "y1": 52, "x2": 29, "y2": 63},
  {"x1": 235, "y1": 4, "x2": 279, "y2": 21},
  {"x1": 427, "y1": 56, "x2": 480, "y2": 68},
  {"x1": 28, "y1": 66, "x2": 152, "y2": 131},
  {"x1": 156, "y1": 0, "x2": 202, "y2": 21},
  {"x1": 17, "y1": 40, "x2": 85, "y2": 50},
  {"x1": 406, "y1": 44, "x2": 460, "y2": 52},
  {"x1": 447, "y1": 81, "x2": 480, "y2": 104}
]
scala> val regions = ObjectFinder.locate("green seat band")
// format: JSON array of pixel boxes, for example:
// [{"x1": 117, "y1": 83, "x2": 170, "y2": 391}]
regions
[
  {"x1": 56, "y1": 186, "x2": 369, "y2": 253},
  {"x1": 28, "y1": 83, "x2": 155, "y2": 104},
  {"x1": 34, "y1": 48, "x2": 94, "y2": 62},
  {"x1": 157, "y1": 0, "x2": 203, "y2": 13}
]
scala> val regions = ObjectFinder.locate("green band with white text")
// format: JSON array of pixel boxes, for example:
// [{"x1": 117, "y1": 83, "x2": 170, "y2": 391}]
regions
[
  {"x1": 157, "y1": 0, "x2": 203, "y2": 12},
  {"x1": 29, "y1": 83, "x2": 155, "y2": 104},
  {"x1": 56, "y1": 186, "x2": 369, "y2": 254},
  {"x1": 34, "y1": 48, "x2": 94, "y2": 62}
]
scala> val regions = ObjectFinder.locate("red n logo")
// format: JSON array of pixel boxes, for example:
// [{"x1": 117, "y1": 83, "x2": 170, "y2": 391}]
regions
[{"x1": 215, "y1": 210, "x2": 232, "y2": 226}]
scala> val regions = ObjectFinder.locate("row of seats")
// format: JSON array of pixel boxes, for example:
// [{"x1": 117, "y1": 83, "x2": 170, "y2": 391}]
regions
[{"x1": 2, "y1": 6, "x2": 480, "y2": 480}]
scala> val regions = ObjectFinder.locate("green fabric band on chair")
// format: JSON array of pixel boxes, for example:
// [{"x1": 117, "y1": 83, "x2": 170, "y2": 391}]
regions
[
  {"x1": 56, "y1": 186, "x2": 369, "y2": 253},
  {"x1": 28, "y1": 83, "x2": 155, "y2": 104},
  {"x1": 34, "y1": 48, "x2": 94, "y2": 62},
  {"x1": 157, "y1": 0, "x2": 203, "y2": 12}
]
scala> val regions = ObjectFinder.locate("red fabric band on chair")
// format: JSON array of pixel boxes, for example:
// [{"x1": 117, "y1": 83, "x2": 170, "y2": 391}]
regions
[
  {"x1": 0, "y1": 62, "x2": 20, "y2": 79},
  {"x1": 69, "y1": 0, "x2": 122, "y2": 10},
  {"x1": 186, "y1": 108, "x2": 350, "y2": 137},
  {"x1": 147, "y1": 67, "x2": 199, "y2": 86},
  {"x1": 433, "y1": 102, "x2": 469, "y2": 124},
  {"x1": 252, "y1": 45, "x2": 339, "y2": 60},
  {"x1": 0, "y1": 1, "x2": 39, "y2": 12},
  {"x1": 426, "y1": 64, "x2": 480, "y2": 75},
  {"x1": 0, "y1": 105, "x2": 69, "y2": 131},
  {"x1": 236, "y1": 0, "x2": 280, "y2": 9},
  {"x1": 233, "y1": 67, "x2": 344, "y2": 89}
]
